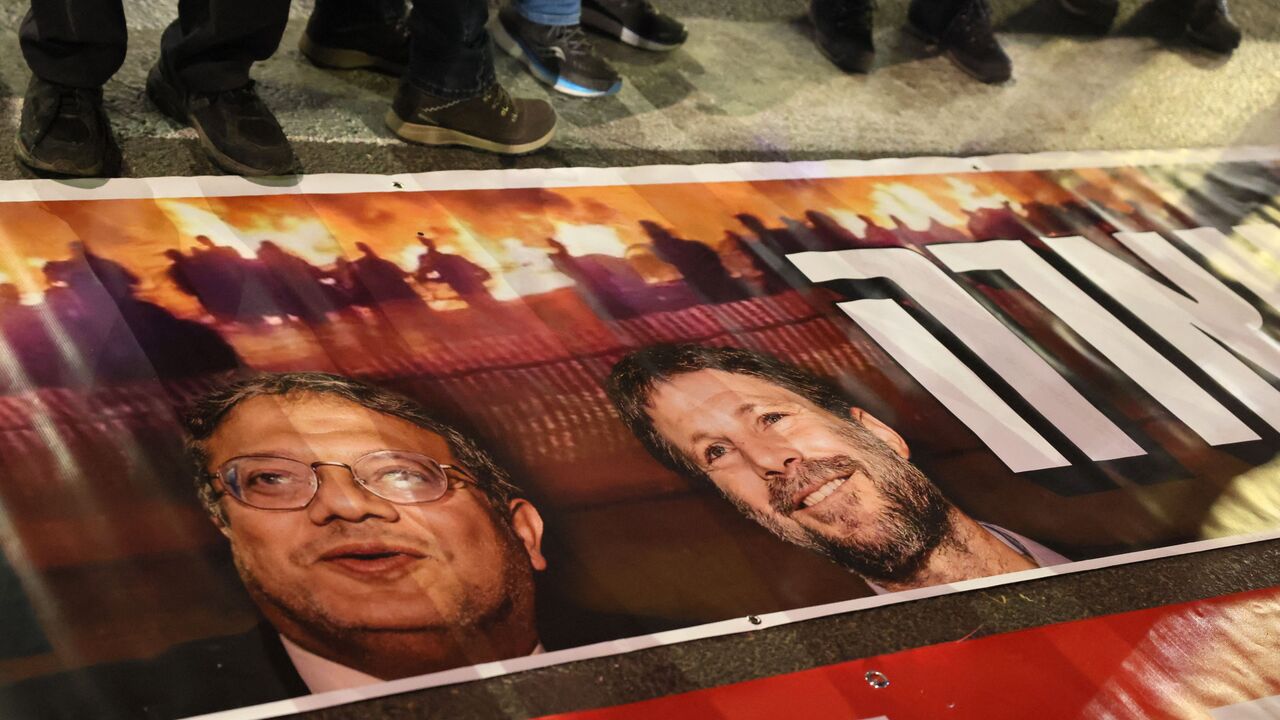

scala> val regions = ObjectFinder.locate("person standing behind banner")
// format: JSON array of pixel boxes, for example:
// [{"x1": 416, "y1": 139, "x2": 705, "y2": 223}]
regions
[
  {"x1": 17, "y1": 0, "x2": 302, "y2": 177},
  {"x1": 489, "y1": 0, "x2": 687, "y2": 97},
  {"x1": 810, "y1": 0, "x2": 1011, "y2": 84},
  {"x1": 383, "y1": 0, "x2": 559, "y2": 154},
  {"x1": 1056, "y1": 0, "x2": 1241, "y2": 54}
]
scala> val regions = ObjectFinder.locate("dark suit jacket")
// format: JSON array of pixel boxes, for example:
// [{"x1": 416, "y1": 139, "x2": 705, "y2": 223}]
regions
[{"x1": 0, "y1": 624, "x2": 310, "y2": 720}]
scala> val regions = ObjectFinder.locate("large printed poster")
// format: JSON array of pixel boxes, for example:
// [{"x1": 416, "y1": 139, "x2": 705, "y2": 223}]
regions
[{"x1": 0, "y1": 148, "x2": 1278, "y2": 719}]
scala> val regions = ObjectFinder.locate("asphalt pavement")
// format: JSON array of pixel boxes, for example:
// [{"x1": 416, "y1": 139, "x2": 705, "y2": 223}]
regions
[{"x1": 0, "y1": 0, "x2": 1274, "y2": 177}]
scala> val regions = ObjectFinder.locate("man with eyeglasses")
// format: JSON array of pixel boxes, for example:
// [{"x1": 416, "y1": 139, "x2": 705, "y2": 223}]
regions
[{"x1": 0, "y1": 372, "x2": 548, "y2": 718}]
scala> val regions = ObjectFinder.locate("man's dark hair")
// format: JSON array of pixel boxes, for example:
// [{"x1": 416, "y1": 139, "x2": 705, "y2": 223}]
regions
[
  {"x1": 184, "y1": 372, "x2": 522, "y2": 522},
  {"x1": 605, "y1": 343, "x2": 854, "y2": 482}
]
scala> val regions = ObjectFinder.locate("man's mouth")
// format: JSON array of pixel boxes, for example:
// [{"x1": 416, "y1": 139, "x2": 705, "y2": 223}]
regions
[
  {"x1": 797, "y1": 475, "x2": 850, "y2": 509},
  {"x1": 318, "y1": 544, "x2": 426, "y2": 574}
]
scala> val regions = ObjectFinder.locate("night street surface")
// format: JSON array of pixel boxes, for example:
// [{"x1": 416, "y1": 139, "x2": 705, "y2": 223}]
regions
[{"x1": 0, "y1": 0, "x2": 1276, "y2": 718}]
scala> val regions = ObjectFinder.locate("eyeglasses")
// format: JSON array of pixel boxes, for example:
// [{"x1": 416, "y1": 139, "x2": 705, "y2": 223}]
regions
[{"x1": 211, "y1": 450, "x2": 472, "y2": 510}]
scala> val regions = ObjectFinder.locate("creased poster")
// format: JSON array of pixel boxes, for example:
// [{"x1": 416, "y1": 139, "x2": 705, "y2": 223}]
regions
[{"x1": 0, "y1": 148, "x2": 1278, "y2": 720}]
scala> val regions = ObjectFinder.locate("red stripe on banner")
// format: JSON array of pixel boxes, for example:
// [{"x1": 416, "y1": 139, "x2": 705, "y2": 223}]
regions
[{"x1": 536, "y1": 586, "x2": 1280, "y2": 720}]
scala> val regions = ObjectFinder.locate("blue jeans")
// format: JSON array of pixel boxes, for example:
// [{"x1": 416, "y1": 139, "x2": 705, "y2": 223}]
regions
[{"x1": 517, "y1": 0, "x2": 580, "y2": 26}]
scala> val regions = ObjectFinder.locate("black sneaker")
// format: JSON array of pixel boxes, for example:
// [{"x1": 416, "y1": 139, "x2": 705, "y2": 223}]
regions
[
  {"x1": 1058, "y1": 0, "x2": 1118, "y2": 30},
  {"x1": 300, "y1": 2, "x2": 410, "y2": 74},
  {"x1": 490, "y1": 6, "x2": 622, "y2": 97},
  {"x1": 15, "y1": 75, "x2": 119, "y2": 178},
  {"x1": 582, "y1": 0, "x2": 688, "y2": 51},
  {"x1": 809, "y1": 0, "x2": 876, "y2": 74},
  {"x1": 1186, "y1": 0, "x2": 1241, "y2": 54},
  {"x1": 909, "y1": 0, "x2": 1012, "y2": 84},
  {"x1": 386, "y1": 81, "x2": 557, "y2": 154},
  {"x1": 146, "y1": 63, "x2": 296, "y2": 176}
]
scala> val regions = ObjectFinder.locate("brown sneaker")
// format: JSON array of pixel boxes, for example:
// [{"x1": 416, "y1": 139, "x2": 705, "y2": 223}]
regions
[{"x1": 385, "y1": 82, "x2": 556, "y2": 155}]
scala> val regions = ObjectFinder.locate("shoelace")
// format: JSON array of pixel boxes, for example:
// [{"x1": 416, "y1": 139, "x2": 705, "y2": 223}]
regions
[
  {"x1": 545, "y1": 23, "x2": 600, "y2": 60},
  {"x1": 952, "y1": 0, "x2": 997, "y2": 43},
  {"x1": 480, "y1": 84, "x2": 519, "y2": 123},
  {"x1": 192, "y1": 80, "x2": 257, "y2": 107}
]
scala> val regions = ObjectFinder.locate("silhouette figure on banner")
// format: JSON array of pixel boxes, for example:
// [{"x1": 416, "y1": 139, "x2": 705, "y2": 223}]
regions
[
  {"x1": 256, "y1": 241, "x2": 342, "y2": 325},
  {"x1": 641, "y1": 220, "x2": 747, "y2": 304},
  {"x1": 346, "y1": 242, "x2": 426, "y2": 308},
  {"x1": 414, "y1": 233, "x2": 497, "y2": 309},
  {"x1": 545, "y1": 237, "x2": 649, "y2": 318},
  {"x1": 164, "y1": 235, "x2": 278, "y2": 325},
  {"x1": 965, "y1": 203, "x2": 1039, "y2": 244},
  {"x1": 30, "y1": 242, "x2": 239, "y2": 384}
]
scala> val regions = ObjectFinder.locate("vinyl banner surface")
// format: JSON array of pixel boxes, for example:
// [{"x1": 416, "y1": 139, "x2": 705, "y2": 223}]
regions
[
  {"x1": 1, "y1": 148, "x2": 1279, "y2": 719},
  {"x1": 535, "y1": 586, "x2": 1280, "y2": 720}
]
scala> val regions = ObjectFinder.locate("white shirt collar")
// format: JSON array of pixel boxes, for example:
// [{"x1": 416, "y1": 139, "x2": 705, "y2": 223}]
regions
[{"x1": 279, "y1": 634, "x2": 545, "y2": 694}]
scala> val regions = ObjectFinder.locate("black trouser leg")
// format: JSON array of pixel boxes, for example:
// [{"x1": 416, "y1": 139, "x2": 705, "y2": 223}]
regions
[
  {"x1": 310, "y1": 0, "x2": 406, "y2": 31},
  {"x1": 406, "y1": 0, "x2": 495, "y2": 98},
  {"x1": 20, "y1": 0, "x2": 127, "y2": 88},
  {"x1": 159, "y1": 0, "x2": 291, "y2": 93}
]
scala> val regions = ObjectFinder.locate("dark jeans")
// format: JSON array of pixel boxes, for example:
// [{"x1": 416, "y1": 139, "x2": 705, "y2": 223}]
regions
[
  {"x1": 20, "y1": 0, "x2": 290, "y2": 92},
  {"x1": 406, "y1": 0, "x2": 496, "y2": 98}
]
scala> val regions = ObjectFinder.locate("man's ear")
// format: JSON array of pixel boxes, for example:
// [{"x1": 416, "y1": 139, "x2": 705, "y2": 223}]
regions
[
  {"x1": 508, "y1": 499, "x2": 548, "y2": 572},
  {"x1": 208, "y1": 502, "x2": 234, "y2": 538},
  {"x1": 849, "y1": 408, "x2": 910, "y2": 460}
]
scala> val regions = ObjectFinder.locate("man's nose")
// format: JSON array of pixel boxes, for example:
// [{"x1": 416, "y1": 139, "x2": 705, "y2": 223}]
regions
[
  {"x1": 306, "y1": 465, "x2": 399, "y2": 524},
  {"x1": 743, "y1": 439, "x2": 801, "y2": 480}
]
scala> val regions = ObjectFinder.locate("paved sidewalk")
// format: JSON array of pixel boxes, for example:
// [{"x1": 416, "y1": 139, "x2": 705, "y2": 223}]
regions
[{"x1": 0, "y1": 0, "x2": 1274, "y2": 177}]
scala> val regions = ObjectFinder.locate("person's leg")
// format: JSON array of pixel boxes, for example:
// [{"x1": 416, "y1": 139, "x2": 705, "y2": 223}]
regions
[
  {"x1": 385, "y1": 0, "x2": 557, "y2": 154},
  {"x1": 301, "y1": 0, "x2": 411, "y2": 74},
  {"x1": 158, "y1": 0, "x2": 290, "y2": 93},
  {"x1": 15, "y1": 0, "x2": 125, "y2": 176},
  {"x1": 145, "y1": 0, "x2": 295, "y2": 175},
  {"x1": 20, "y1": 0, "x2": 126, "y2": 88},
  {"x1": 491, "y1": 0, "x2": 622, "y2": 96},
  {"x1": 517, "y1": 0, "x2": 581, "y2": 25},
  {"x1": 406, "y1": 0, "x2": 495, "y2": 98}
]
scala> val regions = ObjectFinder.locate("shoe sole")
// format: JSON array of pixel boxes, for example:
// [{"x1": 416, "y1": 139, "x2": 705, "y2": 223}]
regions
[
  {"x1": 299, "y1": 33, "x2": 406, "y2": 75},
  {"x1": 580, "y1": 7, "x2": 684, "y2": 51},
  {"x1": 385, "y1": 110, "x2": 556, "y2": 155},
  {"x1": 146, "y1": 65, "x2": 295, "y2": 177},
  {"x1": 490, "y1": 18, "x2": 623, "y2": 97},
  {"x1": 13, "y1": 136, "x2": 111, "y2": 178},
  {"x1": 1184, "y1": 27, "x2": 1238, "y2": 54},
  {"x1": 904, "y1": 22, "x2": 1010, "y2": 84}
]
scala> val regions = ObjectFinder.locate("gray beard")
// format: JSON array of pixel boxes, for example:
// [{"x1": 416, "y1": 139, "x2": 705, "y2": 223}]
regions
[{"x1": 731, "y1": 418, "x2": 954, "y2": 584}]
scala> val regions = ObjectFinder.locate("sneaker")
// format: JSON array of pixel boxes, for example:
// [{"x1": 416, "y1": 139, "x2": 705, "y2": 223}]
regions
[
  {"x1": 15, "y1": 75, "x2": 119, "y2": 178},
  {"x1": 146, "y1": 63, "x2": 296, "y2": 176},
  {"x1": 1186, "y1": 0, "x2": 1241, "y2": 54},
  {"x1": 490, "y1": 6, "x2": 622, "y2": 97},
  {"x1": 581, "y1": 0, "x2": 688, "y2": 51},
  {"x1": 1058, "y1": 0, "x2": 1118, "y2": 30},
  {"x1": 809, "y1": 0, "x2": 876, "y2": 74},
  {"x1": 909, "y1": 0, "x2": 1012, "y2": 84},
  {"x1": 300, "y1": 5, "x2": 410, "y2": 74},
  {"x1": 385, "y1": 81, "x2": 557, "y2": 154}
]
